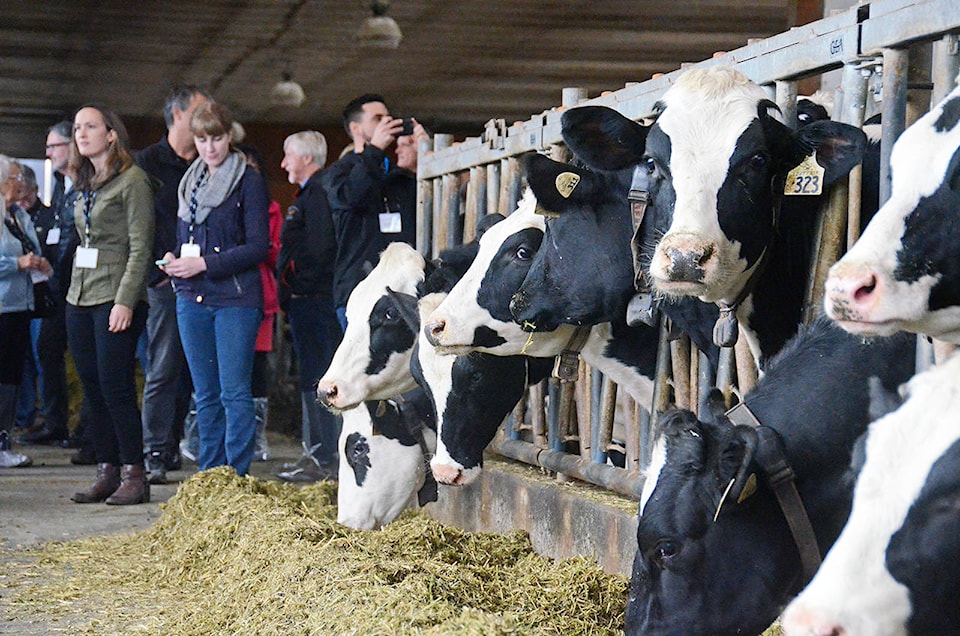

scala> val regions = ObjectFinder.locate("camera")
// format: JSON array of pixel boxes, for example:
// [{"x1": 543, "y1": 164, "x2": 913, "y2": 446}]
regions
[{"x1": 398, "y1": 118, "x2": 414, "y2": 137}]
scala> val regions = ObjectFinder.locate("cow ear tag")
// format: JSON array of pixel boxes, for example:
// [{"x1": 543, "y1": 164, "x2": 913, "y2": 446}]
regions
[
  {"x1": 736, "y1": 473, "x2": 758, "y2": 503},
  {"x1": 555, "y1": 172, "x2": 580, "y2": 198},
  {"x1": 784, "y1": 152, "x2": 824, "y2": 196},
  {"x1": 534, "y1": 204, "x2": 560, "y2": 218}
]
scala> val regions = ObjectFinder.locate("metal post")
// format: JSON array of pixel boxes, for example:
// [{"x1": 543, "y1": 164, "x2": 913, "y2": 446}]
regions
[
  {"x1": 880, "y1": 48, "x2": 909, "y2": 205},
  {"x1": 776, "y1": 79, "x2": 798, "y2": 129},
  {"x1": 932, "y1": 34, "x2": 960, "y2": 107}
]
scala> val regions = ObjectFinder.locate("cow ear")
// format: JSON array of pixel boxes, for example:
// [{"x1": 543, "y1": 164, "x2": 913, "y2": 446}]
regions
[
  {"x1": 714, "y1": 425, "x2": 759, "y2": 518},
  {"x1": 522, "y1": 153, "x2": 595, "y2": 214},
  {"x1": 384, "y1": 287, "x2": 421, "y2": 334},
  {"x1": 791, "y1": 121, "x2": 867, "y2": 187},
  {"x1": 561, "y1": 105, "x2": 650, "y2": 171}
]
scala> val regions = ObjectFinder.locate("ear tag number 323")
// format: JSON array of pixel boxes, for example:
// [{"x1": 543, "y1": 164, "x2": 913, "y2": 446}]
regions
[{"x1": 784, "y1": 152, "x2": 824, "y2": 196}]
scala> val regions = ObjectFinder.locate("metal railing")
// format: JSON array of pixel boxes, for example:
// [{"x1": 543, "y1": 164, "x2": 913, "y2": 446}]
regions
[{"x1": 415, "y1": 0, "x2": 960, "y2": 499}]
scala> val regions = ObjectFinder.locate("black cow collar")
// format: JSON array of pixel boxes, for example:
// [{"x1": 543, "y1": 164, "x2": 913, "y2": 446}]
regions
[{"x1": 725, "y1": 401, "x2": 822, "y2": 583}]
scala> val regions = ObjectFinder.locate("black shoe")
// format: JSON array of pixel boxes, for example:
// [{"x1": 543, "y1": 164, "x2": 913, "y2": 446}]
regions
[
  {"x1": 163, "y1": 450, "x2": 182, "y2": 472},
  {"x1": 145, "y1": 451, "x2": 168, "y2": 485},
  {"x1": 70, "y1": 447, "x2": 97, "y2": 465},
  {"x1": 20, "y1": 425, "x2": 69, "y2": 446}
]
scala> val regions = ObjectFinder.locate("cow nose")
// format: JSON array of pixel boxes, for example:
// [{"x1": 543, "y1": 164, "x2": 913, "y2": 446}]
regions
[
  {"x1": 824, "y1": 266, "x2": 881, "y2": 322},
  {"x1": 781, "y1": 606, "x2": 849, "y2": 636},
  {"x1": 318, "y1": 382, "x2": 338, "y2": 407},
  {"x1": 509, "y1": 291, "x2": 528, "y2": 318},
  {"x1": 665, "y1": 243, "x2": 714, "y2": 282},
  {"x1": 431, "y1": 462, "x2": 463, "y2": 485},
  {"x1": 424, "y1": 319, "x2": 445, "y2": 347}
]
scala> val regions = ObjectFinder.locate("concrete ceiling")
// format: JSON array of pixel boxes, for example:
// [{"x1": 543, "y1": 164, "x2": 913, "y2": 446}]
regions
[{"x1": 0, "y1": 0, "x2": 795, "y2": 156}]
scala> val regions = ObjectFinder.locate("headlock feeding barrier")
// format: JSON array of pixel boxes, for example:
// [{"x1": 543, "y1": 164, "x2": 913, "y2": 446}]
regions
[{"x1": 414, "y1": 0, "x2": 960, "y2": 499}]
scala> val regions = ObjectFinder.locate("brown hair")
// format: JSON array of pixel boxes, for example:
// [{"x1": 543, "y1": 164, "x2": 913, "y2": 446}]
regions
[
  {"x1": 69, "y1": 104, "x2": 134, "y2": 191},
  {"x1": 190, "y1": 101, "x2": 234, "y2": 139}
]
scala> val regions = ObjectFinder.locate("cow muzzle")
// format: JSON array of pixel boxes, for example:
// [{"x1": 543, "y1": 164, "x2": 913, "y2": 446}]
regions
[
  {"x1": 654, "y1": 234, "x2": 716, "y2": 284},
  {"x1": 424, "y1": 319, "x2": 446, "y2": 347}
]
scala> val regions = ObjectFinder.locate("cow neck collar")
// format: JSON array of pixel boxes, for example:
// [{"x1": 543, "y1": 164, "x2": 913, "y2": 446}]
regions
[
  {"x1": 373, "y1": 397, "x2": 438, "y2": 507},
  {"x1": 725, "y1": 401, "x2": 822, "y2": 582},
  {"x1": 552, "y1": 326, "x2": 592, "y2": 381}
]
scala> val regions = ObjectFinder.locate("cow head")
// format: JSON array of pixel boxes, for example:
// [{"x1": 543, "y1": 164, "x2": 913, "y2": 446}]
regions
[
  {"x1": 318, "y1": 243, "x2": 425, "y2": 410},
  {"x1": 627, "y1": 408, "x2": 796, "y2": 636},
  {"x1": 781, "y1": 353, "x2": 960, "y2": 636},
  {"x1": 509, "y1": 152, "x2": 641, "y2": 331},
  {"x1": 337, "y1": 391, "x2": 437, "y2": 531},
  {"x1": 424, "y1": 190, "x2": 578, "y2": 356},
  {"x1": 640, "y1": 66, "x2": 865, "y2": 306},
  {"x1": 824, "y1": 84, "x2": 960, "y2": 342}
]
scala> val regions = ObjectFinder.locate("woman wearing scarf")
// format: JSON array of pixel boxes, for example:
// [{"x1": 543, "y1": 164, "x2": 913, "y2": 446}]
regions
[
  {"x1": 159, "y1": 102, "x2": 268, "y2": 476},
  {"x1": 67, "y1": 105, "x2": 155, "y2": 505}
]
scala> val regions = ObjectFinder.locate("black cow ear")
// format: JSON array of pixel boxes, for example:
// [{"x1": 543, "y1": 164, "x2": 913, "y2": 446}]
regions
[
  {"x1": 522, "y1": 153, "x2": 595, "y2": 214},
  {"x1": 714, "y1": 425, "x2": 758, "y2": 518},
  {"x1": 561, "y1": 105, "x2": 650, "y2": 171},
  {"x1": 791, "y1": 121, "x2": 867, "y2": 187},
  {"x1": 384, "y1": 287, "x2": 421, "y2": 334}
]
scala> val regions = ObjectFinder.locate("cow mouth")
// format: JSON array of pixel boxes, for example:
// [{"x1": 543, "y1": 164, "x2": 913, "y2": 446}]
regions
[
  {"x1": 432, "y1": 343, "x2": 475, "y2": 356},
  {"x1": 652, "y1": 278, "x2": 707, "y2": 296},
  {"x1": 831, "y1": 317, "x2": 903, "y2": 337}
]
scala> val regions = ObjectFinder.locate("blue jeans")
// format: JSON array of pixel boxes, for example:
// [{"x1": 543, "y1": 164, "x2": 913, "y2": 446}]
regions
[
  {"x1": 15, "y1": 318, "x2": 43, "y2": 427},
  {"x1": 288, "y1": 295, "x2": 343, "y2": 464},
  {"x1": 176, "y1": 298, "x2": 260, "y2": 476}
]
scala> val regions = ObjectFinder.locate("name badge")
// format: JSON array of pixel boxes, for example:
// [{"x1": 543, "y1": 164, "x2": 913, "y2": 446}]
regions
[
  {"x1": 379, "y1": 212, "x2": 402, "y2": 234},
  {"x1": 45, "y1": 227, "x2": 61, "y2": 245},
  {"x1": 30, "y1": 269, "x2": 49, "y2": 284},
  {"x1": 75, "y1": 246, "x2": 99, "y2": 269},
  {"x1": 180, "y1": 243, "x2": 202, "y2": 258}
]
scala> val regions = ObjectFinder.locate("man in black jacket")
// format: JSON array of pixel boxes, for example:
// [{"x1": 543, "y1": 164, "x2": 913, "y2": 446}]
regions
[
  {"x1": 320, "y1": 94, "x2": 425, "y2": 330},
  {"x1": 276, "y1": 130, "x2": 342, "y2": 482}
]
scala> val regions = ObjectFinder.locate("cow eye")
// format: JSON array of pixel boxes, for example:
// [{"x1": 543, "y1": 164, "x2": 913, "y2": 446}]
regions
[
  {"x1": 516, "y1": 245, "x2": 533, "y2": 261},
  {"x1": 749, "y1": 153, "x2": 768, "y2": 170},
  {"x1": 643, "y1": 156, "x2": 657, "y2": 175},
  {"x1": 655, "y1": 540, "x2": 681, "y2": 565},
  {"x1": 384, "y1": 308, "x2": 394, "y2": 321}
]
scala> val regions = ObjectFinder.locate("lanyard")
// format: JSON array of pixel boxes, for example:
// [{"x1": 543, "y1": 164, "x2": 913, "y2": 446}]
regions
[
  {"x1": 81, "y1": 189, "x2": 97, "y2": 248},
  {"x1": 187, "y1": 165, "x2": 208, "y2": 243}
]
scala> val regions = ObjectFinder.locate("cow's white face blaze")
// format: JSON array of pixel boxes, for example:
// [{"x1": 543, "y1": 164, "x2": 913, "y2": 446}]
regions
[
  {"x1": 336, "y1": 403, "x2": 434, "y2": 530},
  {"x1": 649, "y1": 67, "x2": 775, "y2": 305},
  {"x1": 782, "y1": 353, "x2": 960, "y2": 636},
  {"x1": 318, "y1": 243, "x2": 424, "y2": 409},
  {"x1": 425, "y1": 191, "x2": 577, "y2": 356},
  {"x1": 825, "y1": 84, "x2": 960, "y2": 342}
]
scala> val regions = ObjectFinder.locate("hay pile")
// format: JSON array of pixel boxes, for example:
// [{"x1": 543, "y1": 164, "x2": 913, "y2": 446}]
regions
[{"x1": 2, "y1": 468, "x2": 627, "y2": 635}]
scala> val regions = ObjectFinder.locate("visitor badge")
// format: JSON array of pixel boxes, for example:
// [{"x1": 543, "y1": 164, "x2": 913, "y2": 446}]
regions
[
  {"x1": 30, "y1": 269, "x2": 49, "y2": 284},
  {"x1": 75, "y1": 246, "x2": 99, "y2": 269},
  {"x1": 180, "y1": 243, "x2": 201, "y2": 258},
  {"x1": 45, "y1": 227, "x2": 61, "y2": 245},
  {"x1": 379, "y1": 212, "x2": 402, "y2": 233}
]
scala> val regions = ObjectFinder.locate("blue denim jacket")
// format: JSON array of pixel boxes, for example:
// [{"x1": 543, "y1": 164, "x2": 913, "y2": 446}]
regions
[{"x1": 0, "y1": 206, "x2": 41, "y2": 313}]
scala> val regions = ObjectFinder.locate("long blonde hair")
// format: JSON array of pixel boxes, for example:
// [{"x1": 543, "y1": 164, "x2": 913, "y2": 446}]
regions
[{"x1": 69, "y1": 104, "x2": 134, "y2": 191}]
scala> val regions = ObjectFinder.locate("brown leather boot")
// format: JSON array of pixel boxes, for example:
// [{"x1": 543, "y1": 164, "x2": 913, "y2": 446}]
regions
[
  {"x1": 105, "y1": 463, "x2": 150, "y2": 505},
  {"x1": 71, "y1": 463, "x2": 121, "y2": 503}
]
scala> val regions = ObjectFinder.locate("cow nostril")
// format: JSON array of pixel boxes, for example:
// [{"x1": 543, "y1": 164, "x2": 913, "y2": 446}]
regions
[
  {"x1": 853, "y1": 274, "x2": 877, "y2": 303},
  {"x1": 698, "y1": 244, "x2": 714, "y2": 265},
  {"x1": 324, "y1": 385, "x2": 338, "y2": 401},
  {"x1": 424, "y1": 319, "x2": 446, "y2": 346}
]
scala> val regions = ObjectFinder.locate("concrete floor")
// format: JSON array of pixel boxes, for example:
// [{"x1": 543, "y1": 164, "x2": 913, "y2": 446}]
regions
[{"x1": 0, "y1": 431, "x2": 305, "y2": 550}]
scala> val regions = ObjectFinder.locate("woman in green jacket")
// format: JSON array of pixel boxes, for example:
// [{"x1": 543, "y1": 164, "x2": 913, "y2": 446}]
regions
[{"x1": 67, "y1": 104, "x2": 155, "y2": 506}]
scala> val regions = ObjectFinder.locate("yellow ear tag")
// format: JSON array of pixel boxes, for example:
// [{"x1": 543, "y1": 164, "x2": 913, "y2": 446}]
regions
[
  {"x1": 534, "y1": 204, "x2": 560, "y2": 218},
  {"x1": 736, "y1": 473, "x2": 758, "y2": 503},
  {"x1": 555, "y1": 171, "x2": 581, "y2": 198},
  {"x1": 784, "y1": 152, "x2": 825, "y2": 196}
]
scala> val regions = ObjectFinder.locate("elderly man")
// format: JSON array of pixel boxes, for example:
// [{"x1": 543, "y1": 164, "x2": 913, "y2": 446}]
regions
[{"x1": 275, "y1": 131, "x2": 343, "y2": 482}]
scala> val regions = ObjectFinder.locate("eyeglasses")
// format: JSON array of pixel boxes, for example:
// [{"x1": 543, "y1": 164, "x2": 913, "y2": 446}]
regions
[
  {"x1": 6, "y1": 173, "x2": 24, "y2": 182},
  {"x1": 45, "y1": 142, "x2": 69, "y2": 151}
]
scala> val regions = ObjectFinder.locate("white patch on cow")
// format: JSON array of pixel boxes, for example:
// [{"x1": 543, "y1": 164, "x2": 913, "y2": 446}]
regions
[
  {"x1": 782, "y1": 352, "x2": 960, "y2": 636},
  {"x1": 639, "y1": 435, "x2": 668, "y2": 516},
  {"x1": 651, "y1": 66, "x2": 777, "y2": 305},
  {"x1": 581, "y1": 323, "x2": 654, "y2": 409},
  {"x1": 826, "y1": 83, "x2": 960, "y2": 342},
  {"x1": 336, "y1": 403, "x2": 432, "y2": 530},
  {"x1": 319, "y1": 242, "x2": 424, "y2": 409},
  {"x1": 427, "y1": 190, "x2": 578, "y2": 356}
]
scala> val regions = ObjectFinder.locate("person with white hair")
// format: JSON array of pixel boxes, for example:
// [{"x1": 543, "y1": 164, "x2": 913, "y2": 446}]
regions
[
  {"x1": 0, "y1": 155, "x2": 52, "y2": 468},
  {"x1": 275, "y1": 130, "x2": 342, "y2": 482}
]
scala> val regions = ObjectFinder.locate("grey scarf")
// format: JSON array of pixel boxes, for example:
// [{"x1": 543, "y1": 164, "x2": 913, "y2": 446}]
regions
[{"x1": 177, "y1": 151, "x2": 246, "y2": 226}]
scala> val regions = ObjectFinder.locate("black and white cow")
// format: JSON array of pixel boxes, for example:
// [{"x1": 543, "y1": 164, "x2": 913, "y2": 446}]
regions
[
  {"x1": 627, "y1": 318, "x2": 916, "y2": 636},
  {"x1": 411, "y1": 293, "x2": 555, "y2": 486},
  {"x1": 425, "y1": 191, "x2": 661, "y2": 408},
  {"x1": 317, "y1": 242, "x2": 427, "y2": 410},
  {"x1": 824, "y1": 81, "x2": 960, "y2": 342},
  {"x1": 585, "y1": 66, "x2": 866, "y2": 367},
  {"x1": 782, "y1": 352, "x2": 960, "y2": 636},
  {"x1": 337, "y1": 388, "x2": 437, "y2": 530}
]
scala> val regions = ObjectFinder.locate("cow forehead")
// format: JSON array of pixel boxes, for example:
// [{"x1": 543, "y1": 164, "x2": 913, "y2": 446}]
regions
[
  {"x1": 476, "y1": 191, "x2": 544, "y2": 257},
  {"x1": 345, "y1": 242, "x2": 425, "y2": 323},
  {"x1": 889, "y1": 91, "x2": 960, "y2": 203}
]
